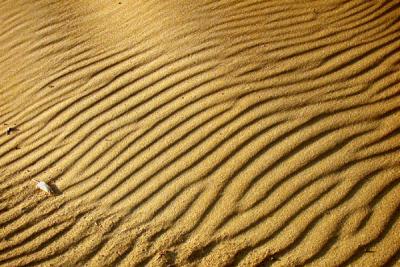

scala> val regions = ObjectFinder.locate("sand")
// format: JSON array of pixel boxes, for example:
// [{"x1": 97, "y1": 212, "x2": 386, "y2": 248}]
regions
[{"x1": 0, "y1": 0, "x2": 399, "y2": 266}]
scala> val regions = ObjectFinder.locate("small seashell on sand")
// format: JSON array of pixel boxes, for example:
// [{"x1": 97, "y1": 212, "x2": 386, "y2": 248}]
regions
[{"x1": 32, "y1": 179, "x2": 53, "y2": 194}]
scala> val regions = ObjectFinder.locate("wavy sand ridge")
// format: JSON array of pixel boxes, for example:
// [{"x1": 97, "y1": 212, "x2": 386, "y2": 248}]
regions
[{"x1": 0, "y1": 0, "x2": 399, "y2": 266}]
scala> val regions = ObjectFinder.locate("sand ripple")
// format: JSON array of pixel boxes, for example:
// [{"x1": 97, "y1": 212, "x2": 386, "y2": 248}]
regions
[{"x1": 0, "y1": 0, "x2": 399, "y2": 266}]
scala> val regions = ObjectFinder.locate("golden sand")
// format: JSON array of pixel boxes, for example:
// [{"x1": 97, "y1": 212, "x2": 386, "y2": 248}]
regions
[{"x1": 0, "y1": 0, "x2": 399, "y2": 266}]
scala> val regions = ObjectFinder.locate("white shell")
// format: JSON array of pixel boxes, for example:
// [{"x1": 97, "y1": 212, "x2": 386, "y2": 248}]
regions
[{"x1": 32, "y1": 179, "x2": 53, "y2": 194}]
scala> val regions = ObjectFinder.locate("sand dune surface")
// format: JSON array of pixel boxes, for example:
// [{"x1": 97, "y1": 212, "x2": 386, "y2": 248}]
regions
[{"x1": 0, "y1": 0, "x2": 400, "y2": 266}]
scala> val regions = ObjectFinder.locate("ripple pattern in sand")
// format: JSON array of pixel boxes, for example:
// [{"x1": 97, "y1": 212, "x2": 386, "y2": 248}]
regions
[{"x1": 0, "y1": 0, "x2": 399, "y2": 266}]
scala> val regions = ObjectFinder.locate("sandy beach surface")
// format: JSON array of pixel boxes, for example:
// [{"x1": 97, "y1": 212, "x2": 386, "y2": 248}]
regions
[{"x1": 0, "y1": 0, "x2": 399, "y2": 266}]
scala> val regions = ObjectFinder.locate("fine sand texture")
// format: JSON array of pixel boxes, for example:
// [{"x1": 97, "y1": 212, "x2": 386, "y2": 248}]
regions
[{"x1": 1, "y1": 0, "x2": 400, "y2": 266}]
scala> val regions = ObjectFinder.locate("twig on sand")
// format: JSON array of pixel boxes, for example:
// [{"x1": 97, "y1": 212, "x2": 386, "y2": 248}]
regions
[{"x1": 6, "y1": 127, "x2": 18, "y2": 135}]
